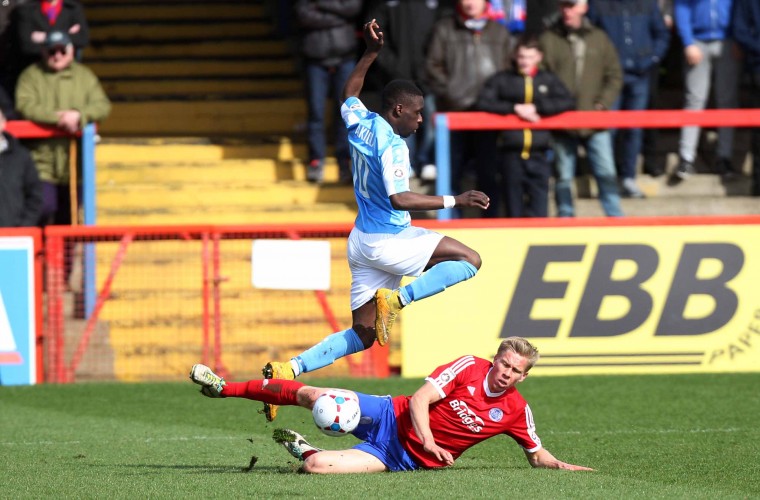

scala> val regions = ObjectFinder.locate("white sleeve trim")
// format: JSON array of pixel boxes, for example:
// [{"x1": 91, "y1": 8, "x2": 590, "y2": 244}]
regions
[
  {"x1": 425, "y1": 376, "x2": 447, "y2": 399},
  {"x1": 425, "y1": 356, "x2": 476, "y2": 398}
]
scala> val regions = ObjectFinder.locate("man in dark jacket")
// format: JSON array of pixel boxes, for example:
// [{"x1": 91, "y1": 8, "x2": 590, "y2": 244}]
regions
[
  {"x1": 540, "y1": 0, "x2": 624, "y2": 217},
  {"x1": 732, "y1": 0, "x2": 760, "y2": 196},
  {"x1": 589, "y1": 0, "x2": 670, "y2": 198},
  {"x1": 295, "y1": 0, "x2": 362, "y2": 184},
  {"x1": 477, "y1": 35, "x2": 575, "y2": 217},
  {"x1": 0, "y1": 108, "x2": 42, "y2": 227}
]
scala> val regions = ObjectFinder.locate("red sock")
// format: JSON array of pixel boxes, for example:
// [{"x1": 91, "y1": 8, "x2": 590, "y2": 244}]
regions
[{"x1": 221, "y1": 379, "x2": 304, "y2": 406}]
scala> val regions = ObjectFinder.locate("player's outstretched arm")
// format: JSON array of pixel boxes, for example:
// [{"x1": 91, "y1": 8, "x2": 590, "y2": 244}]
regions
[
  {"x1": 342, "y1": 19, "x2": 383, "y2": 101},
  {"x1": 390, "y1": 190, "x2": 490, "y2": 212},
  {"x1": 524, "y1": 448, "x2": 594, "y2": 471}
]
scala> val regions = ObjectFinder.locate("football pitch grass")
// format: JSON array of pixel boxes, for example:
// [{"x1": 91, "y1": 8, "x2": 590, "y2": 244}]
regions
[{"x1": 2, "y1": 373, "x2": 758, "y2": 499}]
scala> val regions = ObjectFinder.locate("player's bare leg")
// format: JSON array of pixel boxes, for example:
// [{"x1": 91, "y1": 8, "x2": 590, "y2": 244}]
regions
[
  {"x1": 375, "y1": 236, "x2": 481, "y2": 345},
  {"x1": 425, "y1": 236, "x2": 481, "y2": 269}
]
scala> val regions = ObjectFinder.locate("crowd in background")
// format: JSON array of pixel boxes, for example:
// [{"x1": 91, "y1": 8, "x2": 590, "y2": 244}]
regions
[
  {"x1": 2, "y1": 0, "x2": 759, "y2": 229},
  {"x1": 289, "y1": 0, "x2": 760, "y2": 219}
]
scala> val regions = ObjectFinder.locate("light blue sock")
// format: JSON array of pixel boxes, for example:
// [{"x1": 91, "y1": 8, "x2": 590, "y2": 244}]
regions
[
  {"x1": 293, "y1": 328, "x2": 365, "y2": 373},
  {"x1": 399, "y1": 260, "x2": 478, "y2": 304}
]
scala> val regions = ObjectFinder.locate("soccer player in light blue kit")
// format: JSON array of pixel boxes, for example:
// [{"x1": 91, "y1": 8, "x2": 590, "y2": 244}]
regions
[{"x1": 262, "y1": 19, "x2": 491, "y2": 421}]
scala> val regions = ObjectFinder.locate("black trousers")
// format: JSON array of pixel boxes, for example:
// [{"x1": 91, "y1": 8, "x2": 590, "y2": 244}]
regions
[{"x1": 499, "y1": 150, "x2": 551, "y2": 218}]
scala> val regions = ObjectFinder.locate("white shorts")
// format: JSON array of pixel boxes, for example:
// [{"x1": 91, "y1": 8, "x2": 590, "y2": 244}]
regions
[{"x1": 347, "y1": 226, "x2": 445, "y2": 310}]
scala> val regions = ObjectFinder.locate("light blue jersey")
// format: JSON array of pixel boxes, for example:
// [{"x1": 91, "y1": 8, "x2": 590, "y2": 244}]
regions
[{"x1": 341, "y1": 96, "x2": 412, "y2": 234}]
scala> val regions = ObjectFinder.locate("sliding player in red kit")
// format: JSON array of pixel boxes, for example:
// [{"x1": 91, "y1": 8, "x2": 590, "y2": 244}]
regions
[{"x1": 189, "y1": 337, "x2": 593, "y2": 474}]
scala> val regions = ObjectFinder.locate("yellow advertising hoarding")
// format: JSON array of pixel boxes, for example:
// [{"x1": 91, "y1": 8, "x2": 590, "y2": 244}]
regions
[{"x1": 402, "y1": 220, "x2": 760, "y2": 378}]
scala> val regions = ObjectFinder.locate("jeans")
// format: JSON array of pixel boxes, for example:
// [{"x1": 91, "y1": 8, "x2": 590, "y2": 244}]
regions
[
  {"x1": 612, "y1": 73, "x2": 651, "y2": 180},
  {"x1": 554, "y1": 131, "x2": 624, "y2": 217},
  {"x1": 680, "y1": 39, "x2": 739, "y2": 162},
  {"x1": 305, "y1": 60, "x2": 354, "y2": 163}
]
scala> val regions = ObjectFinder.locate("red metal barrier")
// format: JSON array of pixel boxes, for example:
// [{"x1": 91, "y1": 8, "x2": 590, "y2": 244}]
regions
[
  {"x1": 5, "y1": 120, "x2": 77, "y2": 138},
  {"x1": 42, "y1": 223, "x2": 387, "y2": 382},
  {"x1": 443, "y1": 108, "x2": 760, "y2": 130}
]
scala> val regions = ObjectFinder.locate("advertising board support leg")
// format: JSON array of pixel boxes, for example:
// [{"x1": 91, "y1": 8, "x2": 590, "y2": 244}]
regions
[
  {"x1": 435, "y1": 113, "x2": 452, "y2": 221},
  {"x1": 201, "y1": 233, "x2": 210, "y2": 367},
  {"x1": 212, "y1": 233, "x2": 228, "y2": 378},
  {"x1": 82, "y1": 124, "x2": 97, "y2": 319},
  {"x1": 45, "y1": 234, "x2": 66, "y2": 383}
]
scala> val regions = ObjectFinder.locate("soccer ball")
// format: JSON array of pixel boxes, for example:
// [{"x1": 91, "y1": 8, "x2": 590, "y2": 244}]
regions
[{"x1": 312, "y1": 389, "x2": 361, "y2": 437}]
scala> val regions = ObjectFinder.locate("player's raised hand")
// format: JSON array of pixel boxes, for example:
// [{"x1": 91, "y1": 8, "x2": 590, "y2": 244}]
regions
[
  {"x1": 363, "y1": 19, "x2": 383, "y2": 52},
  {"x1": 455, "y1": 190, "x2": 491, "y2": 210}
]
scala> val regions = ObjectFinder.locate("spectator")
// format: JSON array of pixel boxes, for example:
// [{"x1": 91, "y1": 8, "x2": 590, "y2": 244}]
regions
[
  {"x1": 589, "y1": 0, "x2": 670, "y2": 198},
  {"x1": 540, "y1": 0, "x2": 624, "y2": 217},
  {"x1": 673, "y1": 0, "x2": 738, "y2": 180},
  {"x1": 364, "y1": 0, "x2": 452, "y2": 181},
  {"x1": 15, "y1": 30, "x2": 110, "y2": 226},
  {"x1": 732, "y1": 0, "x2": 760, "y2": 196},
  {"x1": 425, "y1": 0, "x2": 513, "y2": 217},
  {"x1": 6, "y1": 0, "x2": 88, "y2": 101},
  {"x1": 641, "y1": 0, "x2": 674, "y2": 178},
  {"x1": 0, "y1": 107, "x2": 42, "y2": 227},
  {"x1": 294, "y1": 0, "x2": 362, "y2": 184},
  {"x1": 477, "y1": 35, "x2": 575, "y2": 217},
  {"x1": 190, "y1": 337, "x2": 595, "y2": 473}
]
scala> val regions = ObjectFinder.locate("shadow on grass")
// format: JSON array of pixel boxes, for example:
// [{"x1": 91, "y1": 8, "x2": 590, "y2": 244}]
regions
[{"x1": 92, "y1": 463, "x2": 301, "y2": 474}]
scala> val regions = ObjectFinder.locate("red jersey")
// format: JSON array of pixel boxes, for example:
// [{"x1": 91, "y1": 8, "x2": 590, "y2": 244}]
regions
[{"x1": 393, "y1": 355, "x2": 542, "y2": 469}]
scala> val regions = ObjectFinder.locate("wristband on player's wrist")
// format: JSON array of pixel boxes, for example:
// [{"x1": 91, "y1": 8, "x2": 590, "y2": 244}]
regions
[{"x1": 443, "y1": 195, "x2": 456, "y2": 209}]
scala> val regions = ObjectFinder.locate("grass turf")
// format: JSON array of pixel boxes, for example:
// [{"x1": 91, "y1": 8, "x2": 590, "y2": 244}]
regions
[{"x1": 1, "y1": 373, "x2": 758, "y2": 499}]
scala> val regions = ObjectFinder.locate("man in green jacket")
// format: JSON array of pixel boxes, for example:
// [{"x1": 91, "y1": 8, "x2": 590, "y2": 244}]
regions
[
  {"x1": 15, "y1": 30, "x2": 110, "y2": 226},
  {"x1": 539, "y1": 0, "x2": 623, "y2": 218}
]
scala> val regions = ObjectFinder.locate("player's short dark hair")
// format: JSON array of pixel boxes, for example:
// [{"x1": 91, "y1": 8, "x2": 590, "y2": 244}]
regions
[
  {"x1": 381, "y1": 79, "x2": 423, "y2": 113},
  {"x1": 515, "y1": 34, "x2": 542, "y2": 53}
]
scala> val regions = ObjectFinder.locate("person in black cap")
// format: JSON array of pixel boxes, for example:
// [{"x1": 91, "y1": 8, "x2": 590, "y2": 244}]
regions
[{"x1": 15, "y1": 30, "x2": 109, "y2": 227}]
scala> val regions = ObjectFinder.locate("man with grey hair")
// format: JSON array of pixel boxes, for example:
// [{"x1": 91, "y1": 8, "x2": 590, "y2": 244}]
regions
[{"x1": 540, "y1": 0, "x2": 624, "y2": 217}]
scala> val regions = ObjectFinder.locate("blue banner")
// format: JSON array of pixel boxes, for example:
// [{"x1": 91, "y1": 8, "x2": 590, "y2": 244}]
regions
[{"x1": 0, "y1": 237, "x2": 36, "y2": 385}]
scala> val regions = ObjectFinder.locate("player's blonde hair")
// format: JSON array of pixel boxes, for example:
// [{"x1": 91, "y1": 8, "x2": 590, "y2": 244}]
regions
[{"x1": 496, "y1": 337, "x2": 540, "y2": 370}]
